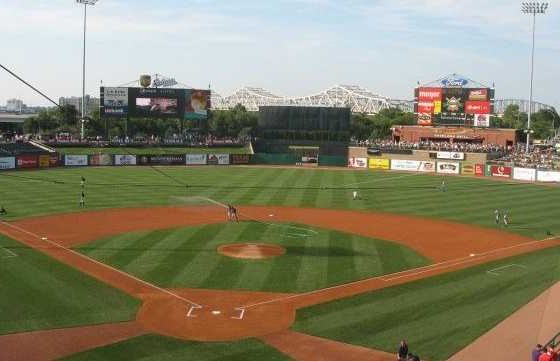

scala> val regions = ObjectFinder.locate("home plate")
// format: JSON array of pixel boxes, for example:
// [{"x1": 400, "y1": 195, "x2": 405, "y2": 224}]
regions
[
  {"x1": 212, "y1": 310, "x2": 221, "y2": 315},
  {"x1": 470, "y1": 253, "x2": 475, "y2": 257},
  {"x1": 41, "y1": 237, "x2": 47, "y2": 240},
  {"x1": 269, "y1": 214, "x2": 274, "y2": 217}
]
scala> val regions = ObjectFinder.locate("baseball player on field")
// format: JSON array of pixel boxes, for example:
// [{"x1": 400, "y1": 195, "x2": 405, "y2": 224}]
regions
[
  {"x1": 494, "y1": 209, "x2": 500, "y2": 225},
  {"x1": 502, "y1": 210, "x2": 509, "y2": 227}
]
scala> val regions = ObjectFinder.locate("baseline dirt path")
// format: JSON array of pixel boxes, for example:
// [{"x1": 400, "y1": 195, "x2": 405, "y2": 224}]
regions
[
  {"x1": 448, "y1": 281, "x2": 560, "y2": 361},
  {"x1": 1, "y1": 206, "x2": 558, "y2": 361},
  {"x1": 0, "y1": 321, "x2": 145, "y2": 361}
]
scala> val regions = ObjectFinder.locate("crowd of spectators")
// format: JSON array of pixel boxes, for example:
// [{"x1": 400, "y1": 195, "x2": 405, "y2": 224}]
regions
[
  {"x1": 494, "y1": 145, "x2": 559, "y2": 170},
  {"x1": 41, "y1": 133, "x2": 250, "y2": 147},
  {"x1": 532, "y1": 343, "x2": 559, "y2": 361},
  {"x1": 361, "y1": 139, "x2": 509, "y2": 154}
]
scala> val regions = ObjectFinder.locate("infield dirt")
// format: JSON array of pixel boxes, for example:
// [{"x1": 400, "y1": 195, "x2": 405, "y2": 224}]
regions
[{"x1": 0, "y1": 206, "x2": 558, "y2": 361}]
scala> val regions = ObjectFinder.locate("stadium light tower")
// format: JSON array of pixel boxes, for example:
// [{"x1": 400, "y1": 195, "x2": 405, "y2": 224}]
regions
[
  {"x1": 77, "y1": 0, "x2": 98, "y2": 140},
  {"x1": 521, "y1": 1, "x2": 548, "y2": 152}
]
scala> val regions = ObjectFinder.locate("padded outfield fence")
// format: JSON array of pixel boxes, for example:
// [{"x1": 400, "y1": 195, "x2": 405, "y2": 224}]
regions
[{"x1": 1, "y1": 150, "x2": 560, "y2": 184}]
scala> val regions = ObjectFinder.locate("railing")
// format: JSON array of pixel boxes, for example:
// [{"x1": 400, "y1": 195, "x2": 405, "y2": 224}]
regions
[{"x1": 544, "y1": 331, "x2": 560, "y2": 349}]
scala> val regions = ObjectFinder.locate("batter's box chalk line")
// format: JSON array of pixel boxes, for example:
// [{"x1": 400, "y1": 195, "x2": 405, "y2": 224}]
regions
[
  {"x1": 186, "y1": 305, "x2": 203, "y2": 318},
  {"x1": 0, "y1": 246, "x2": 18, "y2": 259},
  {"x1": 486, "y1": 263, "x2": 528, "y2": 276}
]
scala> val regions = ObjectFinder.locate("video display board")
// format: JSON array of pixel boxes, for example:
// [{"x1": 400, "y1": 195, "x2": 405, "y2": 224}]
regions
[
  {"x1": 100, "y1": 87, "x2": 211, "y2": 119},
  {"x1": 414, "y1": 76, "x2": 493, "y2": 127}
]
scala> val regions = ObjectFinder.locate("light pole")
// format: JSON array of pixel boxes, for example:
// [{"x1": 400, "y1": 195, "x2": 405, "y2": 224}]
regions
[
  {"x1": 521, "y1": 2, "x2": 548, "y2": 152},
  {"x1": 77, "y1": 0, "x2": 98, "y2": 140}
]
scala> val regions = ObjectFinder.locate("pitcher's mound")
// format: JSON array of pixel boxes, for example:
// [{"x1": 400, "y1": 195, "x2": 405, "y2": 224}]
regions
[{"x1": 218, "y1": 243, "x2": 286, "y2": 259}]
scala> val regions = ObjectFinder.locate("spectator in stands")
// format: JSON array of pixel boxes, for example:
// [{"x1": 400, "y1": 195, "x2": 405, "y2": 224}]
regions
[
  {"x1": 539, "y1": 346, "x2": 555, "y2": 361},
  {"x1": 533, "y1": 344, "x2": 543, "y2": 361},
  {"x1": 397, "y1": 340, "x2": 409, "y2": 361}
]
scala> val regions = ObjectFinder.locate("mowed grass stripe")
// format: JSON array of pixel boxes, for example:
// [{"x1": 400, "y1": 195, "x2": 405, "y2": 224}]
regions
[
  {"x1": 76, "y1": 222, "x2": 428, "y2": 292},
  {"x1": 202, "y1": 222, "x2": 271, "y2": 289},
  {"x1": 60, "y1": 334, "x2": 289, "y2": 361},
  {"x1": 294, "y1": 229, "x2": 329, "y2": 291},
  {"x1": 158, "y1": 225, "x2": 226, "y2": 286},
  {"x1": 293, "y1": 246, "x2": 560, "y2": 361},
  {"x1": 0, "y1": 235, "x2": 140, "y2": 335}
]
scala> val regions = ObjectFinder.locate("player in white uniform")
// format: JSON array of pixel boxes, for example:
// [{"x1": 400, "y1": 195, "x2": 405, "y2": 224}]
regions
[
  {"x1": 494, "y1": 209, "x2": 500, "y2": 225},
  {"x1": 352, "y1": 190, "x2": 359, "y2": 200},
  {"x1": 502, "y1": 211, "x2": 509, "y2": 227}
]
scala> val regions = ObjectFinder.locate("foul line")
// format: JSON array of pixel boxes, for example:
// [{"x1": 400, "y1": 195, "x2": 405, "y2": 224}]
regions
[
  {"x1": 239, "y1": 236, "x2": 559, "y2": 310},
  {"x1": 0, "y1": 221, "x2": 201, "y2": 308}
]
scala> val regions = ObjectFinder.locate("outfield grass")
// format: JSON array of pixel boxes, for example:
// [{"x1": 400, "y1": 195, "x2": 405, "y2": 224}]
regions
[
  {"x1": 1, "y1": 167, "x2": 559, "y2": 239},
  {"x1": 76, "y1": 222, "x2": 429, "y2": 292},
  {"x1": 292, "y1": 246, "x2": 560, "y2": 361},
  {"x1": 0, "y1": 234, "x2": 140, "y2": 335},
  {"x1": 54, "y1": 146, "x2": 251, "y2": 155},
  {"x1": 61, "y1": 334, "x2": 290, "y2": 361}
]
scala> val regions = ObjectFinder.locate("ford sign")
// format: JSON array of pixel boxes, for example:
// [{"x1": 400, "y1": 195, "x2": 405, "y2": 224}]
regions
[{"x1": 441, "y1": 78, "x2": 468, "y2": 87}]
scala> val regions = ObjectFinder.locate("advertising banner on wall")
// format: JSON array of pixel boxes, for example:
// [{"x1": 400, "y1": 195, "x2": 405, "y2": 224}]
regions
[
  {"x1": 475, "y1": 164, "x2": 484, "y2": 176},
  {"x1": 417, "y1": 113, "x2": 432, "y2": 126},
  {"x1": 468, "y1": 88, "x2": 489, "y2": 101},
  {"x1": 368, "y1": 158, "x2": 390, "y2": 170},
  {"x1": 186, "y1": 154, "x2": 208, "y2": 165},
  {"x1": 537, "y1": 170, "x2": 560, "y2": 183},
  {"x1": 0, "y1": 157, "x2": 15, "y2": 170},
  {"x1": 418, "y1": 87, "x2": 443, "y2": 101},
  {"x1": 461, "y1": 164, "x2": 475, "y2": 175},
  {"x1": 418, "y1": 161, "x2": 436, "y2": 172},
  {"x1": 207, "y1": 154, "x2": 230, "y2": 165},
  {"x1": 391, "y1": 159, "x2": 421, "y2": 171},
  {"x1": 114, "y1": 155, "x2": 137, "y2": 165},
  {"x1": 89, "y1": 154, "x2": 113, "y2": 166},
  {"x1": 231, "y1": 154, "x2": 250, "y2": 165},
  {"x1": 436, "y1": 161, "x2": 460, "y2": 174},
  {"x1": 436, "y1": 151, "x2": 465, "y2": 160},
  {"x1": 465, "y1": 101, "x2": 490, "y2": 114},
  {"x1": 473, "y1": 114, "x2": 490, "y2": 127},
  {"x1": 513, "y1": 167, "x2": 536, "y2": 182},
  {"x1": 490, "y1": 165, "x2": 512, "y2": 178},
  {"x1": 417, "y1": 101, "x2": 435, "y2": 114},
  {"x1": 17, "y1": 154, "x2": 38, "y2": 168},
  {"x1": 348, "y1": 157, "x2": 368, "y2": 168},
  {"x1": 145, "y1": 155, "x2": 185, "y2": 165},
  {"x1": 38, "y1": 155, "x2": 50, "y2": 168},
  {"x1": 65, "y1": 155, "x2": 88, "y2": 166}
]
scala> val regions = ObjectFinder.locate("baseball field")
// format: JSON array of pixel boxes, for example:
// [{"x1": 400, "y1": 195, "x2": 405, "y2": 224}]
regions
[{"x1": 1, "y1": 165, "x2": 559, "y2": 361}]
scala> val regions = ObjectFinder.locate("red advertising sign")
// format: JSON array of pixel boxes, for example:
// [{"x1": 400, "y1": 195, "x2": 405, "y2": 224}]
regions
[
  {"x1": 17, "y1": 154, "x2": 38, "y2": 169},
  {"x1": 490, "y1": 165, "x2": 512, "y2": 178},
  {"x1": 417, "y1": 101, "x2": 435, "y2": 114},
  {"x1": 474, "y1": 164, "x2": 484, "y2": 176},
  {"x1": 418, "y1": 87, "x2": 443, "y2": 101},
  {"x1": 465, "y1": 101, "x2": 490, "y2": 114},
  {"x1": 417, "y1": 113, "x2": 432, "y2": 125},
  {"x1": 49, "y1": 154, "x2": 60, "y2": 167},
  {"x1": 468, "y1": 88, "x2": 488, "y2": 101}
]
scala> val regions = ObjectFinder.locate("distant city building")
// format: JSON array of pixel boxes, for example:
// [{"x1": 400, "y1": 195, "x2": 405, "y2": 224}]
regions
[
  {"x1": 59, "y1": 95, "x2": 99, "y2": 116},
  {"x1": 6, "y1": 98, "x2": 24, "y2": 112}
]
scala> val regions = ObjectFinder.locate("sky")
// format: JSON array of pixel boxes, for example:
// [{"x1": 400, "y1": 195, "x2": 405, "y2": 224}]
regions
[{"x1": 1, "y1": 0, "x2": 559, "y2": 108}]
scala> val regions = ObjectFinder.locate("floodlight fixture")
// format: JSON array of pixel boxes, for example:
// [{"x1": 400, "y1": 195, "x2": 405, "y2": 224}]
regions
[{"x1": 521, "y1": 2, "x2": 548, "y2": 152}]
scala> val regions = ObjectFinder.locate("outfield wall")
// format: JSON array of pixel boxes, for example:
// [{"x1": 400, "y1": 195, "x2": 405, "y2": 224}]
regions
[{"x1": 1, "y1": 151, "x2": 559, "y2": 184}]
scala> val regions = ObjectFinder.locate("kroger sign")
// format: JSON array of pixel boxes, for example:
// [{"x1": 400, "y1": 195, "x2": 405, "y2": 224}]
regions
[{"x1": 441, "y1": 77, "x2": 468, "y2": 87}]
